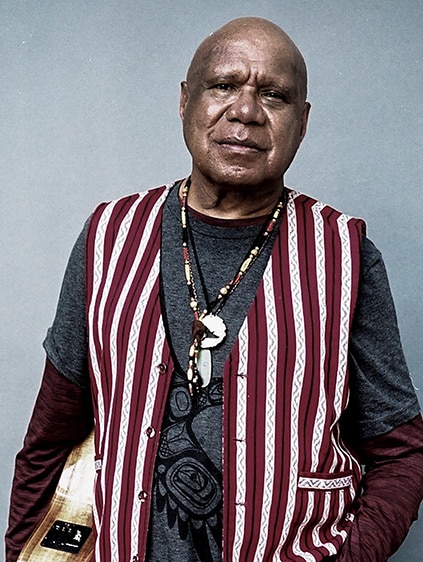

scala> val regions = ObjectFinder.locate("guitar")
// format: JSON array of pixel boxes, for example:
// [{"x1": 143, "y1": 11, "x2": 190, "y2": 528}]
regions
[{"x1": 18, "y1": 430, "x2": 95, "y2": 561}]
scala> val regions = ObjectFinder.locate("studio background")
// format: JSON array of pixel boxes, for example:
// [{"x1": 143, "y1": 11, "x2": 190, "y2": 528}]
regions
[{"x1": 1, "y1": 1, "x2": 422, "y2": 559}]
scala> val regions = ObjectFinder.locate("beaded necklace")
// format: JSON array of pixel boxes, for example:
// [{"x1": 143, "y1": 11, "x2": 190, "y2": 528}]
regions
[{"x1": 180, "y1": 177, "x2": 286, "y2": 396}]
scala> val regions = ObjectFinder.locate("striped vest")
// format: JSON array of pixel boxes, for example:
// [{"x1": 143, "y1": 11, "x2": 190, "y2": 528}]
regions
[{"x1": 86, "y1": 183, "x2": 365, "y2": 562}]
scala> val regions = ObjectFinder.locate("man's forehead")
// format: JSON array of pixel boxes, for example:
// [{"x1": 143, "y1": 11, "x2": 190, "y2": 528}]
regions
[
  {"x1": 199, "y1": 38, "x2": 299, "y2": 81},
  {"x1": 207, "y1": 31, "x2": 296, "y2": 61}
]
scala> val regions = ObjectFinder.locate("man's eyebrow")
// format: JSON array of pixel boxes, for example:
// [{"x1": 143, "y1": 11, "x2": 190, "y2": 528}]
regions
[
  {"x1": 204, "y1": 69, "x2": 243, "y2": 82},
  {"x1": 263, "y1": 80, "x2": 293, "y2": 91}
]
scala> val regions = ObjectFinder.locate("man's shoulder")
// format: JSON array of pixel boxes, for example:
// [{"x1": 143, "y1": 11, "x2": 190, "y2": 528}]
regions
[
  {"x1": 288, "y1": 188, "x2": 365, "y2": 225},
  {"x1": 97, "y1": 181, "x2": 178, "y2": 212},
  {"x1": 87, "y1": 181, "x2": 180, "y2": 224},
  {"x1": 85, "y1": 181, "x2": 179, "y2": 240}
]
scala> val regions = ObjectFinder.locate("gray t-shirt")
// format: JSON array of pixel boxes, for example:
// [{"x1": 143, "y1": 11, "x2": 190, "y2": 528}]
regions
[{"x1": 43, "y1": 184, "x2": 420, "y2": 562}]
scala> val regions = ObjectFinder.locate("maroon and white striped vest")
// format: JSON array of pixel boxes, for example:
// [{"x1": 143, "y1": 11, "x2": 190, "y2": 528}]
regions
[{"x1": 86, "y1": 183, "x2": 365, "y2": 561}]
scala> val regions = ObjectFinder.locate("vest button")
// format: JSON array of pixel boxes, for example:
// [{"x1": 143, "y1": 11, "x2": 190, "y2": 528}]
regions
[
  {"x1": 132, "y1": 556, "x2": 140, "y2": 561},
  {"x1": 138, "y1": 490, "x2": 148, "y2": 502},
  {"x1": 157, "y1": 363, "x2": 168, "y2": 374},
  {"x1": 145, "y1": 426, "x2": 156, "y2": 438}
]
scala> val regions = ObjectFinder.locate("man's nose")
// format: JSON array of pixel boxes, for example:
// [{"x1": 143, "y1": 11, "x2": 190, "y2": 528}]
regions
[{"x1": 225, "y1": 88, "x2": 266, "y2": 125}]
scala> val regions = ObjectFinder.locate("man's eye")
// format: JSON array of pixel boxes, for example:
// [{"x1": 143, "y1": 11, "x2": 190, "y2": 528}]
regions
[
  {"x1": 263, "y1": 91, "x2": 286, "y2": 102},
  {"x1": 213, "y1": 83, "x2": 234, "y2": 91}
]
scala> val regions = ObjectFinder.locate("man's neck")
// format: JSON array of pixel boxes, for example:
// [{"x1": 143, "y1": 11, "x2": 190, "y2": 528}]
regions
[{"x1": 183, "y1": 176, "x2": 285, "y2": 220}]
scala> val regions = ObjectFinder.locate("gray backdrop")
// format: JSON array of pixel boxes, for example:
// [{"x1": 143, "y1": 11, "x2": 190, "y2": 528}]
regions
[{"x1": 1, "y1": 1, "x2": 422, "y2": 560}]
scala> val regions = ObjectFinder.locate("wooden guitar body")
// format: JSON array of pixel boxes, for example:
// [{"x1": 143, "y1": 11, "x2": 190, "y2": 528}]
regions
[{"x1": 18, "y1": 431, "x2": 95, "y2": 561}]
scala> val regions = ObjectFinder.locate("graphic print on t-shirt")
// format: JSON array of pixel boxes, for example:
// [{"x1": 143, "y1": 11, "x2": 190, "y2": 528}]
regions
[{"x1": 153, "y1": 370, "x2": 223, "y2": 560}]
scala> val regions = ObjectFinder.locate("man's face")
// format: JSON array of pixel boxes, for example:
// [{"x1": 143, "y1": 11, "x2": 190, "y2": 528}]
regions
[{"x1": 180, "y1": 32, "x2": 310, "y2": 192}]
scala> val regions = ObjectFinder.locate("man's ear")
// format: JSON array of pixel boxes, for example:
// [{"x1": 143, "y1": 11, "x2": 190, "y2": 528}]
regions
[
  {"x1": 179, "y1": 81, "x2": 189, "y2": 121},
  {"x1": 299, "y1": 101, "x2": 311, "y2": 142}
]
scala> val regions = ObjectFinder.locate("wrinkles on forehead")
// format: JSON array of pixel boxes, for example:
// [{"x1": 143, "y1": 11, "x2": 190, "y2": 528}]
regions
[{"x1": 186, "y1": 17, "x2": 308, "y2": 101}]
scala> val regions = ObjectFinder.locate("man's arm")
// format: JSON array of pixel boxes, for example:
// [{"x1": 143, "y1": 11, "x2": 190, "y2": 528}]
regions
[
  {"x1": 335, "y1": 236, "x2": 423, "y2": 561},
  {"x1": 5, "y1": 359, "x2": 93, "y2": 562},
  {"x1": 337, "y1": 414, "x2": 423, "y2": 561}
]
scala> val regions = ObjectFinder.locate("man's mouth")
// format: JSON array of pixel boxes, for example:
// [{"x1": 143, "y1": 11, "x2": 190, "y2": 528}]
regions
[{"x1": 218, "y1": 137, "x2": 265, "y2": 153}]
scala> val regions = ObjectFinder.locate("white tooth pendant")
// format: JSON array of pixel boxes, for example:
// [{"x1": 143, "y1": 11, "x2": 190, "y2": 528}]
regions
[
  {"x1": 198, "y1": 348, "x2": 212, "y2": 387},
  {"x1": 200, "y1": 314, "x2": 227, "y2": 349}
]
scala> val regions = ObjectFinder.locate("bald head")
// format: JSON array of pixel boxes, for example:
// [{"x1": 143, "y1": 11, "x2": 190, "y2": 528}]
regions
[{"x1": 187, "y1": 17, "x2": 308, "y2": 101}]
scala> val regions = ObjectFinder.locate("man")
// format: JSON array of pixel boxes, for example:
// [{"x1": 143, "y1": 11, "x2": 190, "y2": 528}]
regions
[{"x1": 6, "y1": 16, "x2": 423, "y2": 562}]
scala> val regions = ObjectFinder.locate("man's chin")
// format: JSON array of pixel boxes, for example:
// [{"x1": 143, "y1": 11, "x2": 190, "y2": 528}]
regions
[{"x1": 204, "y1": 168, "x2": 282, "y2": 191}]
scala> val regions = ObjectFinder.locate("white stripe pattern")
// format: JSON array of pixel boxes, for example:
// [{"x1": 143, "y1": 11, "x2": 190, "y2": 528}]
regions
[
  {"x1": 293, "y1": 492, "x2": 318, "y2": 562},
  {"x1": 87, "y1": 199, "x2": 119, "y2": 556},
  {"x1": 254, "y1": 259, "x2": 278, "y2": 562},
  {"x1": 130, "y1": 314, "x2": 167, "y2": 555},
  {"x1": 232, "y1": 319, "x2": 249, "y2": 559},
  {"x1": 310, "y1": 201, "x2": 328, "y2": 472},
  {"x1": 329, "y1": 215, "x2": 353, "y2": 475},
  {"x1": 277, "y1": 191, "x2": 307, "y2": 559}
]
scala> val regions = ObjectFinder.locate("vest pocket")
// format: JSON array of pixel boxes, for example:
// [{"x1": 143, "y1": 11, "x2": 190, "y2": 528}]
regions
[{"x1": 298, "y1": 471, "x2": 353, "y2": 491}]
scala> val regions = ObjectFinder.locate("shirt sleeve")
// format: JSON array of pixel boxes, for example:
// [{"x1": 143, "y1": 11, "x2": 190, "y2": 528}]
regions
[
  {"x1": 337, "y1": 415, "x2": 423, "y2": 562},
  {"x1": 43, "y1": 222, "x2": 89, "y2": 388},
  {"x1": 347, "y1": 237, "x2": 420, "y2": 439}
]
